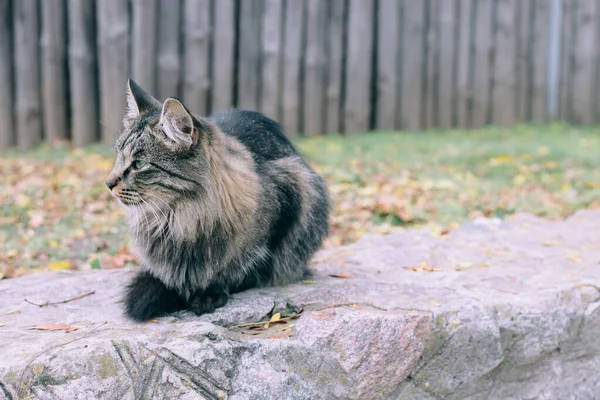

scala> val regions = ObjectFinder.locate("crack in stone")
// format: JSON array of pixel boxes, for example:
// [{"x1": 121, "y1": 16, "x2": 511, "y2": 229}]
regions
[{"x1": 154, "y1": 347, "x2": 226, "y2": 400}]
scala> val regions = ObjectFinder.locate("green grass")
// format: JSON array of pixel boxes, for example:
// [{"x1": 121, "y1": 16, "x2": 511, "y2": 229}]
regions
[{"x1": 2, "y1": 123, "x2": 600, "y2": 274}]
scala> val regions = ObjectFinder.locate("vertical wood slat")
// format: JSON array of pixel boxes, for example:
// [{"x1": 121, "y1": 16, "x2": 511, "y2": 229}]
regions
[
  {"x1": 132, "y1": 0, "x2": 157, "y2": 95},
  {"x1": 455, "y1": 0, "x2": 472, "y2": 128},
  {"x1": 324, "y1": 0, "x2": 345, "y2": 134},
  {"x1": 183, "y1": 0, "x2": 210, "y2": 115},
  {"x1": 453, "y1": 0, "x2": 473, "y2": 128},
  {"x1": 514, "y1": 0, "x2": 531, "y2": 122},
  {"x1": 438, "y1": 0, "x2": 456, "y2": 129},
  {"x1": 238, "y1": 0, "x2": 263, "y2": 112},
  {"x1": 212, "y1": 0, "x2": 235, "y2": 112},
  {"x1": 156, "y1": 0, "x2": 181, "y2": 101},
  {"x1": 571, "y1": 0, "x2": 596, "y2": 125},
  {"x1": 14, "y1": 0, "x2": 42, "y2": 149},
  {"x1": 68, "y1": 0, "x2": 98, "y2": 147},
  {"x1": 491, "y1": 0, "x2": 516, "y2": 126},
  {"x1": 559, "y1": 0, "x2": 575, "y2": 121},
  {"x1": 344, "y1": 0, "x2": 374, "y2": 134},
  {"x1": 471, "y1": 0, "x2": 493, "y2": 127},
  {"x1": 531, "y1": 0, "x2": 549, "y2": 122},
  {"x1": 424, "y1": 0, "x2": 439, "y2": 129},
  {"x1": 303, "y1": 0, "x2": 327, "y2": 135},
  {"x1": 376, "y1": 0, "x2": 401, "y2": 131},
  {"x1": 281, "y1": 0, "x2": 303, "y2": 135},
  {"x1": 97, "y1": 0, "x2": 129, "y2": 144},
  {"x1": 595, "y1": 0, "x2": 600, "y2": 123},
  {"x1": 41, "y1": 0, "x2": 69, "y2": 143},
  {"x1": 400, "y1": 0, "x2": 425, "y2": 130},
  {"x1": 261, "y1": 0, "x2": 283, "y2": 121},
  {"x1": 0, "y1": 0, "x2": 15, "y2": 149}
]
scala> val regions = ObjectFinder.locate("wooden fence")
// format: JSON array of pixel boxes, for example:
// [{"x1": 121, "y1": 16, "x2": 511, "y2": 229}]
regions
[{"x1": 0, "y1": 0, "x2": 598, "y2": 150}]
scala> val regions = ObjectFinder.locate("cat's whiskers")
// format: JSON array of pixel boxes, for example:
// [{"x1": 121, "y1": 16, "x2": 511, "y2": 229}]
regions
[
  {"x1": 144, "y1": 191, "x2": 182, "y2": 238},
  {"x1": 143, "y1": 197, "x2": 170, "y2": 245}
]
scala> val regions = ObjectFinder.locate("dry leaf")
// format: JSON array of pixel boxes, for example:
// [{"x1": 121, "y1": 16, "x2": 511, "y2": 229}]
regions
[
  {"x1": 279, "y1": 323, "x2": 295, "y2": 331},
  {"x1": 263, "y1": 312, "x2": 281, "y2": 329},
  {"x1": 47, "y1": 261, "x2": 72, "y2": 271},
  {"x1": 147, "y1": 319, "x2": 158, "y2": 323},
  {"x1": 328, "y1": 272, "x2": 355, "y2": 279},
  {"x1": 302, "y1": 280, "x2": 317, "y2": 285},
  {"x1": 29, "y1": 323, "x2": 78, "y2": 332},
  {"x1": 0, "y1": 323, "x2": 5, "y2": 327},
  {"x1": 267, "y1": 332, "x2": 294, "y2": 339}
]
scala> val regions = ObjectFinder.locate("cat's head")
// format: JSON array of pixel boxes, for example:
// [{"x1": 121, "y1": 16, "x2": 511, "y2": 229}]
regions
[{"x1": 106, "y1": 79, "x2": 210, "y2": 208}]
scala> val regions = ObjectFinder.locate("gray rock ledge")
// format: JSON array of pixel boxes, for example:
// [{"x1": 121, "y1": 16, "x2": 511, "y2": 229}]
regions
[{"x1": 1, "y1": 211, "x2": 600, "y2": 400}]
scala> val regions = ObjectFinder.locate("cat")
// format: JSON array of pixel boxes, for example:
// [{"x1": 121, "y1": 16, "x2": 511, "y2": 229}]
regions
[{"x1": 106, "y1": 79, "x2": 329, "y2": 321}]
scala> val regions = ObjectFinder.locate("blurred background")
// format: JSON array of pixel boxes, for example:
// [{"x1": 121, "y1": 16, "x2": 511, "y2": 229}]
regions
[{"x1": 2, "y1": 0, "x2": 600, "y2": 277}]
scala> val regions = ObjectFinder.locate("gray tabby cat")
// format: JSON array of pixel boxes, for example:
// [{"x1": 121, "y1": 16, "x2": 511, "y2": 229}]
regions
[{"x1": 106, "y1": 79, "x2": 329, "y2": 321}]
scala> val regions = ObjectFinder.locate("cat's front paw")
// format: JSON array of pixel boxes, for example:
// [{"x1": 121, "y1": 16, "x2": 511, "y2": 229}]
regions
[
  {"x1": 188, "y1": 288, "x2": 229, "y2": 316},
  {"x1": 124, "y1": 271, "x2": 183, "y2": 321}
]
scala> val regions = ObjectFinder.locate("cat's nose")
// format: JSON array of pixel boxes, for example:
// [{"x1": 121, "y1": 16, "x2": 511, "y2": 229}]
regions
[{"x1": 106, "y1": 179, "x2": 118, "y2": 190}]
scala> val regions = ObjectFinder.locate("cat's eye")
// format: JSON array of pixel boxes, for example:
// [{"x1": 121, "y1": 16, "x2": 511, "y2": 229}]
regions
[{"x1": 132, "y1": 160, "x2": 146, "y2": 170}]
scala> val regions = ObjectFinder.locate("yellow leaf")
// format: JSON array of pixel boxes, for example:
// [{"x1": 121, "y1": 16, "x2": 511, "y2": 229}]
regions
[
  {"x1": 280, "y1": 323, "x2": 295, "y2": 331},
  {"x1": 48, "y1": 261, "x2": 72, "y2": 271},
  {"x1": 270, "y1": 313, "x2": 281, "y2": 323},
  {"x1": 489, "y1": 155, "x2": 515, "y2": 166},
  {"x1": 429, "y1": 300, "x2": 441, "y2": 307}
]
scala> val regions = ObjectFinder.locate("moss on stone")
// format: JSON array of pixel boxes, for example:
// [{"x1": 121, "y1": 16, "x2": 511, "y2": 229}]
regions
[{"x1": 95, "y1": 353, "x2": 118, "y2": 379}]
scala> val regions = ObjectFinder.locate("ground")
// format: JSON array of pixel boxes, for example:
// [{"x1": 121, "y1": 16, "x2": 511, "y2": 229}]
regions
[{"x1": 2, "y1": 123, "x2": 600, "y2": 277}]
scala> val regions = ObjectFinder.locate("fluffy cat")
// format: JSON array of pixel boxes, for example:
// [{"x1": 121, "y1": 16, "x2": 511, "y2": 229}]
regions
[{"x1": 106, "y1": 79, "x2": 329, "y2": 321}]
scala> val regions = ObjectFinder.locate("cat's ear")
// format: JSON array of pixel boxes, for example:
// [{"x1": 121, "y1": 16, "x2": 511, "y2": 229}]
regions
[
  {"x1": 160, "y1": 98, "x2": 199, "y2": 149},
  {"x1": 125, "y1": 78, "x2": 161, "y2": 120}
]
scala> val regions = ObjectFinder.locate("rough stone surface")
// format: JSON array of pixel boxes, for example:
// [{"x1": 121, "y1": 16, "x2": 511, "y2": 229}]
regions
[{"x1": 2, "y1": 211, "x2": 600, "y2": 399}]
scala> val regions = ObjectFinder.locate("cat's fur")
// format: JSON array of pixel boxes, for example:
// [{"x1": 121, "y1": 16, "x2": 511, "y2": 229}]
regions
[{"x1": 106, "y1": 79, "x2": 329, "y2": 321}]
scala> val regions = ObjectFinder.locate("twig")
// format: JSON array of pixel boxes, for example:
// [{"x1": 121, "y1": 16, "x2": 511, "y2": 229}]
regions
[
  {"x1": 17, "y1": 321, "x2": 108, "y2": 397},
  {"x1": 229, "y1": 309, "x2": 304, "y2": 329},
  {"x1": 24, "y1": 291, "x2": 96, "y2": 307},
  {"x1": 0, "y1": 309, "x2": 21, "y2": 317}
]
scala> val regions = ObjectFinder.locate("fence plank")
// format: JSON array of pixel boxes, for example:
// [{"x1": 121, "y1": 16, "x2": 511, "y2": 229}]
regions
[
  {"x1": 596, "y1": 0, "x2": 600, "y2": 123},
  {"x1": 238, "y1": 0, "x2": 263, "y2": 112},
  {"x1": 281, "y1": 0, "x2": 303, "y2": 135},
  {"x1": 571, "y1": 0, "x2": 596, "y2": 125},
  {"x1": 376, "y1": 0, "x2": 401, "y2": 131},
  {"x1": 97, "y1": 0, "x2": 129, "y2": 144},
  {"x1": 559, "y1": 0, "x2": 575, "y2": 121},
  {"x1": 0, "y1": 0, "x2": 15, "y2": 149},
  {"x1": 68, "y1": 0, "x2": 98, "y2": 147},
  {"x1": 491, "y1": 0, "x2": 516, "y2": 126},
  {"x1": 471, "y1": 0, "x2": 493, "y2": 127},
  {"x1": 400, "y1": 0, "x2": 425, "y2": 130},
  {"x1": 438, "y1": 0, "x2": 456, "y2": 129},
  {"x1": 454, "y1": 0, "x2": 472, "y2": 128},
  {"x1": 325, "y1": 0, "x2": 344, "y2": 134},
  {"x1": 41, "y1": 0, "x2": 69, "y2": 143},
  {"x1": 344, "y1": 0, "x2": 374, "y2": 134},
  {"x1": 183, "y1": 0, "x2": 210, "y2": 115},
  {"x1": 303, "y1": 0, "x2": 327, "y2": 135},
  {"x1": 530, "y1": 0, "x2": 549, "y2": 122},
  {"x1": 261, "y1": 0, "x2": 283, "y2": 121},
  {"x1": 156, "y1": 0, "x2": 181, "y2": 101},
  {"x1": 212, "y1": 0, "x2": 235, "y2": 112},
  {"x1": 132, "y1": 0, "x2": 157, "y2": 94},
  {"x1": 14, "y1": 0, "x2": 42, "y2": 149},
  {"x1": 514, "y1": 0, "x2": 531, "y2": 122},
  {"x1": 424, "y1": 0, "x2": 439, "y2": 129}
]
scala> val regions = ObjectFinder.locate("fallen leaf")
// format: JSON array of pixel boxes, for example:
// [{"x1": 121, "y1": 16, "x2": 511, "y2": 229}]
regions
[
  {"x1": 267, "y1": 332, "x2": 294, "y2": 339},
  {"x1": 147, "y1": 319, "x2": 158, "y2": 323},
  {"x1": 279, "y1": 323, "x2": 295, "y2": 331},
  {"x1": 0, "y1": 323, "x2": 5, "y2": 327},
  {"x1": 302, "y1": 280, "x2": 317, "y2": 285},
  {"x1": 429, "y1": 300, "x2": 441, "y2": 307},
  {"x1": 328, "y1": 272, "x2": 355, "y2": 279},
  {"x1": 497, "y1": 289, "x2": 519, "y2": 295},
  {"x1": 29, "y1": 323, "x2": 78, "y2": 332},
  {"x1": 47, "y1": 261, "x2": 72, "y2": 271}
]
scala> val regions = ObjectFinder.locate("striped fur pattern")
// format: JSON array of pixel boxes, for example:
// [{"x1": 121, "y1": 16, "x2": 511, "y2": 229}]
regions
[{"x1": 106, "y1": 79, "x2": 329, "y2": 321}]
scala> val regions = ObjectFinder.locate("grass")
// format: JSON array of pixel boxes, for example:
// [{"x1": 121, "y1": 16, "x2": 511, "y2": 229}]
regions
[{"x1": 2, "y1": 123, "x2": 600, "y2": 276}]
